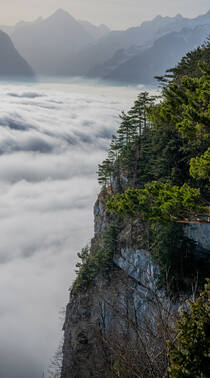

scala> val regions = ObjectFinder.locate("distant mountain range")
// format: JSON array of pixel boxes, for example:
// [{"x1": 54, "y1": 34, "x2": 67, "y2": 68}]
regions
[
  {"x1": 10, "y1": 9, "x2": 94, "y2": 75},
  {"x1": 0, "y1": 30, "x2": 34, "y2": 78},
  {"x1": 0, "y1": 9, "x2": 209, "y2": 83},
  {"x1": 78, "y1": 20, "x2": 110, "y2": 41},
  {"x1": 67, "y1": 10, "x2": 210, "y2": 82},
  {"x1": 93, "y1": 24, "x2": 210, "y2": 84},
  {"x1": 1, "y1": 9, "x2": 110, "y2": 76}
]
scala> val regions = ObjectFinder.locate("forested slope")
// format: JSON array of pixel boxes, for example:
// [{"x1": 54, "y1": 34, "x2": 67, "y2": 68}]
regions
[{"x1": 61, "y1": 41, "x2": 210, "y2": 378}]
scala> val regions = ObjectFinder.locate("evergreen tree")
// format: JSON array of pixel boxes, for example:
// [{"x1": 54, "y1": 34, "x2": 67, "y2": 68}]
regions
[
  {"x1": 128, "y1": 92, "x2": 155, "y2": 137},
  {"x1": 155, "y1": 39, "x2": 210, "y2": 85},
  {"x1": 98, "y1": 158, "x2": 114, "y2": 188},
  {"x1": 117, "y1": 111, "x2": 137, "y2": 146},
  {"x1": 107, "y1": 182, "x2": 208, "y2": 224}
]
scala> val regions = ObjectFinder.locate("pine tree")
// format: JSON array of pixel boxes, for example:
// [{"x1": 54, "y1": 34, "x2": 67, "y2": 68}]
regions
[
  {"x1": 128, "y1": 92, "x2": 154, "y2": 137},
  {"x1": 98, "y1": 158, "x2": 114, "y2": 188},
  {"x1": 127, "y1": 92, "x2": 156, "y2": 175}
]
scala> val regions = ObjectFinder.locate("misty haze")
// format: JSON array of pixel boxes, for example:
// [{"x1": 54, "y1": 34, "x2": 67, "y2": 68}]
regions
[
  {"x1": 0, "y1": 2, "x2": 209, "y2": 378},
  {"x1": 0, "y1": 79, "x2": 141, "y2": 377}
]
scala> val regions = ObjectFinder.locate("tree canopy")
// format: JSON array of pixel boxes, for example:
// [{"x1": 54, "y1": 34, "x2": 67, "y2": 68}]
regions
[
  {"x1": 99, "y1": 42, "x2": 210, "y2": 226},
  {"x1": 96, "y1": 41, "x2": 210, "y2": 292},
  {"x1": 107, "y1": 182, "x2": 208, "y2": 224}
]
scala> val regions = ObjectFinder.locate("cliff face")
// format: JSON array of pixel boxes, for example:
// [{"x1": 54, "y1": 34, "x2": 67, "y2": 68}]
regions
[
  {"x1": 62, "y1": 192, "x2": 154, "y2": 378},
  {"x1": 61, "y1": 41, "x2": 210, "y2": 376},
  {"x1": 61, "y1": 186, "x2": 209, "y2": 378}
]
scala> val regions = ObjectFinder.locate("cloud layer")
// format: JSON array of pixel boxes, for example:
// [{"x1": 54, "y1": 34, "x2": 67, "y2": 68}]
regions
[{"x1": 0, "y1": 79, "x2": 139, "y2": 377}]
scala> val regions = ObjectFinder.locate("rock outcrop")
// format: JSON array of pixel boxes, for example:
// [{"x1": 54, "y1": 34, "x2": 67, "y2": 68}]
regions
[
  {"x1": 61, "y1": 183, "x2": 210, "y2": 378},
  {"x1": 61, "y1": 183, "x2": 207, "y2": 378}
]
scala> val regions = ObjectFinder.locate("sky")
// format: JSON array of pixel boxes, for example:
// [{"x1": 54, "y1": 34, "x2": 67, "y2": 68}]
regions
[
  {"x1": 1, "y1": 0, "x2": 210, "y2": 29},
  {"x1": 0, "y1": 79, "x2": 141, "y2": 377}
]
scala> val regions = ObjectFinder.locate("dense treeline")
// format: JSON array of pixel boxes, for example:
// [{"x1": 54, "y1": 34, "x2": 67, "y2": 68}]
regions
[
  {"x1": 67, "y1": 42, "x2": 210, "y2": 378},
  {"x1": 74, "y1": 41, "x2": 210, "y2": 294},
  {"x1": 99, "y1": 41, "x2": 210, "y2": 196},
  {"x1": 98, "y1": 40, "x2": 210, "y2": 293}
]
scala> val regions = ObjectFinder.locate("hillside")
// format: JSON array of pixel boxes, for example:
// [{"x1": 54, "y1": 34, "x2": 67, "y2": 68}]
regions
[
  {"x1": 0, "y1": 30, "x2": 34, "y2": 78},
  {"x1": 60, "y1": 42, "x2": 210, "y2": 377}
]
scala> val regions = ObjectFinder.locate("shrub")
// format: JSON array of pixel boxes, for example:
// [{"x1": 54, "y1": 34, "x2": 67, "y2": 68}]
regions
[
  {"x1": 169, "y1": 279, "x2": 210, "y2": 377},
  {"x1": 74, "y1": 225, "x2": 118, "y2": 291}
]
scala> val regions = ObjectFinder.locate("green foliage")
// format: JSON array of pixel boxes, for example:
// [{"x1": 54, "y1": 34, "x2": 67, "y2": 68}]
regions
[
  {"x1": 127, "y1": 92, "x2": 155, "y2": 136},
  {"x1": 97, "y1": 91, "x2": 156, "y2": 186},
  {"x1": 74, "y1": 225, "x2": 118, "y2": 291},
  {"x1": 150, "y1": 50, "x2": 210, "y2": 199},
  {"x1": 95, "y1": 42, "x2": 210, "y2": 297},
  {"x1": 190, "y1": 148, "x2": 210, "y2": 182},
  {"x1": 140, "y1": 116, "x2": 186, "y2": 185},
  {"x1": 169, "y1": 280, "x2": 210, "y2": 377},
  {"x1": 98, "y1": 158, "x2": 115, "y2": 187},
  {"x1": 156, "y1": 39, "x2": 210, "y2": 84},
  {"x1": 162, "y1": 68, "x2": 210, "y2": 145},
  {"x1": 107, "y1": 182, "x2": 207, "y2": 223}
]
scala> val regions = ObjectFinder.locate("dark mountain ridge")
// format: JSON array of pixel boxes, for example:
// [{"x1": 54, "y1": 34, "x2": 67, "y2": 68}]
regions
[{"x1": 0, "y1": 30, "x2": 34, "y2": 78}]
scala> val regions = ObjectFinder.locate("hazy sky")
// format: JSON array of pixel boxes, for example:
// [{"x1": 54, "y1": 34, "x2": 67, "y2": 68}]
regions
[{"x1": 1, "y1": 0, "x2": 210, "y2": 29}]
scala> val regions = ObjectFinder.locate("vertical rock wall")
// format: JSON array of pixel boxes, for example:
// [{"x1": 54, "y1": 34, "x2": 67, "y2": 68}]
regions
[{"x1": 61, "y1": 191, "x2": 210, "y2": 378}]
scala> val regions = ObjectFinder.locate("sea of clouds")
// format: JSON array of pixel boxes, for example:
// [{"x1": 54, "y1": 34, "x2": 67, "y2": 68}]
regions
[{"x1": 0, "y1": 79, "x2": 140, "y2": 377}]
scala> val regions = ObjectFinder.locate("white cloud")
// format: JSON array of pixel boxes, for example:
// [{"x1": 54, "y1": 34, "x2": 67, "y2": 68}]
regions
[{"x1": 0, "y1": 79, "x2": 139, "y2": 377}]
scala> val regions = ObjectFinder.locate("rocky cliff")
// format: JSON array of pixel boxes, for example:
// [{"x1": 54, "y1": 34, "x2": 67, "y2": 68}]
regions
[
  {"x1": 61, "y1": 44, "x2": 210, "y2": 375},
  {"x1": 61, "y1": 186, "x2": 210, "y2": 378}
]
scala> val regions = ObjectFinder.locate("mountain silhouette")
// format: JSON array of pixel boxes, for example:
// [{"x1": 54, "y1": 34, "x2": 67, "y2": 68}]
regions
[
  {"x1": 8, "y1": 9, "x2": 210, "y2": 82},
  {"x1": 11, "y1": 9, "x2": 94, "y2": 75},
  {"x1": 65, "y1": 10, "x2": 210, "y2": 78},
  {"x1": 0, "y1": 31, "x2": 34, "y2": 78},
  {"x1": 104, "y1": 24, "x2": 210, "y2": 84}
]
